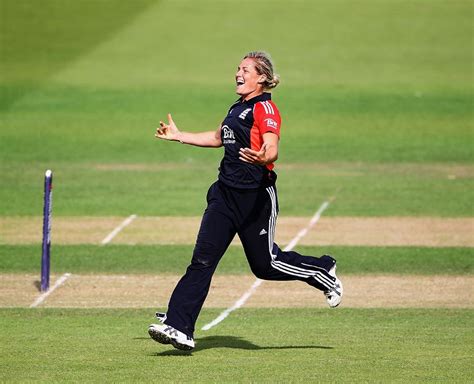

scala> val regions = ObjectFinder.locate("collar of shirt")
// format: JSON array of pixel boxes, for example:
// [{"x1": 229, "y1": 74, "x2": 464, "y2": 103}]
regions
[{"x1": 237, "y1": 92, "x2": 272, "y2": 106}]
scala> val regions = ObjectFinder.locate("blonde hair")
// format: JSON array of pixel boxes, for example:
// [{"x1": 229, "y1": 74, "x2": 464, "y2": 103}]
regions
[{"x1": 243, "y1": 51, "x2": 280, "y2": 90}]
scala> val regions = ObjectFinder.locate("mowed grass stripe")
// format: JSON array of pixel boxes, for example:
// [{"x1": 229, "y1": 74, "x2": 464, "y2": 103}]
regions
[
  {"x1": 2, "y1": 216, "x2": 473, "y2": 247},
  {"x1": 1, "y1": 160, "x2": 473, "y2": 217},
  {"x1": 1, "y1": 0, "x2": 156, "y2": 109},
  {"x1": 1, "y1": 308, "x2": 472, "y2": 382},
  {"x1": 1, "y1": 245, "x2": 472, "y2": 275}
]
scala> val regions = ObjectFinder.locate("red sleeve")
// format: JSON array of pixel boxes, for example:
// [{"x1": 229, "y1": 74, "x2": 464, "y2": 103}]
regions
[{"x1": 254, "y1": 100, "x2": 281, "y2": 137}]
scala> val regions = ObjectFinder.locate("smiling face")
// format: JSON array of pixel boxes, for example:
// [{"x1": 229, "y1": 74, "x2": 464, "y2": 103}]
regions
[{"x1": 235, "y1": 58, "x2": 265, "y2": 101}]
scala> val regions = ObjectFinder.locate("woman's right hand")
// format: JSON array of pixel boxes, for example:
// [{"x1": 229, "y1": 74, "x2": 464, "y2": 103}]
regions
[{"x1": 155, "y1": 113, "x2": 181, "y2": 142}]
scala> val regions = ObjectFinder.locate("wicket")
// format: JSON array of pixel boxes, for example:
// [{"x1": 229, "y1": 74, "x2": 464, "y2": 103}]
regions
[{"x1": 41, "y1": 170, "x2": 53, "y2": 292}]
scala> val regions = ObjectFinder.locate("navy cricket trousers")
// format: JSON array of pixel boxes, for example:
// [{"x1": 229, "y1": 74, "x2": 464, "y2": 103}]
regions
[{"x1": 164, "y1": 180, "x2": 337, "y2": 337}]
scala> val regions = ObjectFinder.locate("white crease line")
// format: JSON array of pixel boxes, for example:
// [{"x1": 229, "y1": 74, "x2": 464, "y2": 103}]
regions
[
  {"x1": 101, "y1": 214, "x2": 137, "y2": 245},
  {"x1": 201, "y1": 200, "x2": 331, "y2": 331},
  {"x1": 30, "y1": 273, "x2": 72, "y2": 308},
  {"x1": 201, "y1": 279, "x2": 264, "y2": 331},
  {"x1": 284, "y1": 201, "x2": 330, "y2": 251}
]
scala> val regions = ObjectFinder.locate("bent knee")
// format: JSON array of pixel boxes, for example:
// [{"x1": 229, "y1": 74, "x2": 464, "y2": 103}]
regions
[
  {"x1": 249, "y1": 263, "x2": 273, "y2": 279},
  {"x1": 191, "y1": 241, "x2": 221, "y2": 268},
  {"x1": 244, "y1": 248, "x2": 274, "y2": 279}
]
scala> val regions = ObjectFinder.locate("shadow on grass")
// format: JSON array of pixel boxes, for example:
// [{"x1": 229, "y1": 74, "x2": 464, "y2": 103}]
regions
[
  {"x1": 33, "y1": 280, "x2": 41, "y2": 292},
  {"x1": 149, "y1": 335, "x2": 333, "y2": 356}
]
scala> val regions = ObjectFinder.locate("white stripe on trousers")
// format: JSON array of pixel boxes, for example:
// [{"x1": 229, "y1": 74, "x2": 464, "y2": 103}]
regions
[{"x1": 265, "y1": 186, "x2": 334, "y2": 290}]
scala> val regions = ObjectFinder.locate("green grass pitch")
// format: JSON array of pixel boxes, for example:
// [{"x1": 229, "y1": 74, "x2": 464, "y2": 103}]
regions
[
  {"x1": 1, "y1": 245, "x2": 473, "y2": 275},
  {"x1": 0, "y1": 0, "x2": 472, "y2": 382},
  {"x1": 1, "y1": 308, "x2": 473, "y2": 382}
]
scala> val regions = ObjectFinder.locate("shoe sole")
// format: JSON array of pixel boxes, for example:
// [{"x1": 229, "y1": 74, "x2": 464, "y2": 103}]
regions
[
  {"x1": 148, "y1": 327, "x2": 194, "y2": 351},
  {"x1": 170, "y1": 339, "x2": 194, "y2": 351},
  {"x1": 330, "y1": 276, "x2": 343, "y2": 308},
  {"x1": 148, "y1": 327, "x2": 171, "y2": 344},
  {"x1": 326, "y1": 292, "x2": 342, "y2": 307},
  {"x1": 327, "y1": 265, "x2": 343, "y2": 308}
]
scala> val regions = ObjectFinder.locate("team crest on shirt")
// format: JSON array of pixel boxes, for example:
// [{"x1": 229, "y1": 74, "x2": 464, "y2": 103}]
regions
[
  {"x1": 222, "y1": 125, "x2": 236, "y2": 144},
  {"x1": 264, "y1": 118, "x2": 278, "y2": 129}
]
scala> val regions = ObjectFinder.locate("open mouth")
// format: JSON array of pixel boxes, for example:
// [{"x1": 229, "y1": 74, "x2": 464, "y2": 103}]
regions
[{"x1": 236, "y1": 79, "x2": 244, "y2": 86}]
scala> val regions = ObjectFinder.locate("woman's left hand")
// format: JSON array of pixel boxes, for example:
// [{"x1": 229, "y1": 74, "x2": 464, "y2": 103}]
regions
[{"x1": 239, "y1": 143, "x2": 269, "y2": 165}]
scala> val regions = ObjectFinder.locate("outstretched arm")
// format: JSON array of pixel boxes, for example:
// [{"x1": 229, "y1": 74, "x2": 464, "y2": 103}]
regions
[{"x1": 155, "y1": 113, "x2": 222, "y2": 148}]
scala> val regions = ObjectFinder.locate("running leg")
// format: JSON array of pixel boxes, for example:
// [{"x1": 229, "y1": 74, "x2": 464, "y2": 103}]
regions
[
  {"x1": 238, "y1": 185, "x2": 337, "y2": 292},
  {"x1": 164, "y1": 183, "x2": 237, "y2": 337}
]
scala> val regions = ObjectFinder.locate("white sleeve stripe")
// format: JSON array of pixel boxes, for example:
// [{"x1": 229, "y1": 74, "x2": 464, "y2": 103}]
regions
[
  {"x1": 266, "y1": 101, "x2": 275, "y2": 115},
  {"x1": 262, "y1": 101, "x2": 275, "y2": 115},
  {"x1": 259, "y1": 101, "x2": 276, "y2": 116}
]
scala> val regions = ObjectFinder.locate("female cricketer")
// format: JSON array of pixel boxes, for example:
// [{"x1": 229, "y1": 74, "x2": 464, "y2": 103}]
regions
[{"x1": 148, "y1": 51, "x2": 343, "y2": 351}]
